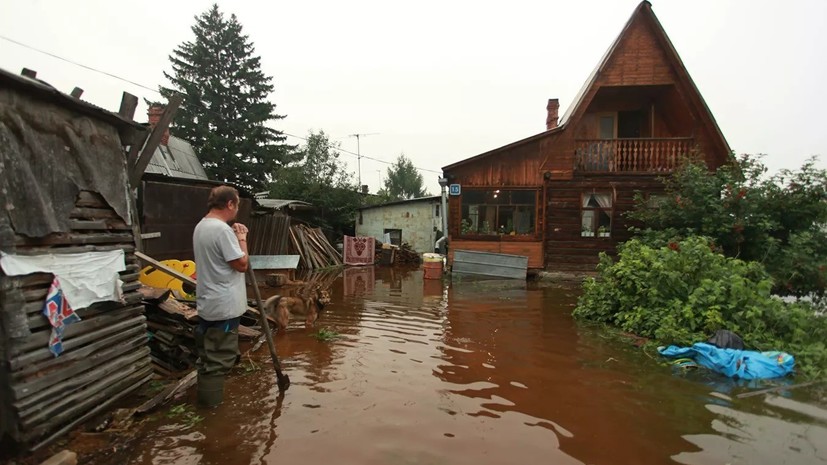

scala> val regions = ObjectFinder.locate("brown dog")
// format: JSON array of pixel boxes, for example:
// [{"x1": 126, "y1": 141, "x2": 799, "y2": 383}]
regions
[{"x1": 262, "y1": 287, "x2": 331, "y2": 332}]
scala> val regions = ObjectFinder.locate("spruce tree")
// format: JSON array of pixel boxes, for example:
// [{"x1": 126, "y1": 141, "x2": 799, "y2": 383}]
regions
[{"x1": 160, "y1": 4, "x2": 290, "y2": 191}]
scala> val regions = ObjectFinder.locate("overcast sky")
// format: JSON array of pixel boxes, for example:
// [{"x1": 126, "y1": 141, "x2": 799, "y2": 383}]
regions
[{"x1": 2, "y1": 0, "x2": 825, "y2": 194}]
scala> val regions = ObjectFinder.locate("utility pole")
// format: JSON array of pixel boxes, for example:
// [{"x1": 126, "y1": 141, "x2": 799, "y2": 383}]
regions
[{"x1": 348, "y1": 133, "x2": 379, "y2": 188}]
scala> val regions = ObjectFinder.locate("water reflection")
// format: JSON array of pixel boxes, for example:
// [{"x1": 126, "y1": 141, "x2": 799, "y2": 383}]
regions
[{"x1": 107, "y1": 268, "x2": 827, "y2": 465}]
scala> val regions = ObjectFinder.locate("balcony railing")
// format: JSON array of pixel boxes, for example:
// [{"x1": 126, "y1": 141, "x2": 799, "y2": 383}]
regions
[{"x1": 575, "y1": 137, "x2": 695, "y2": 173}]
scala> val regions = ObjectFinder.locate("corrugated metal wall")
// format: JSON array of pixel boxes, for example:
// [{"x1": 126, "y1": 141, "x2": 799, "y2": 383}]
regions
[{"x1": 140, "y1": 178, "x2": 253, "y2": 261}]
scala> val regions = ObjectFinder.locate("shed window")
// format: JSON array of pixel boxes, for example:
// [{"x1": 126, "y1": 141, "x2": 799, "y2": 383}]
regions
[
  {"x1": 581, "y1": 193, "x2": 612, "y2": 237},
  {"x1": 384, "y1": 228, "x2": 402, "y2": 246},
  {"x1": 460, "y1": 189, "x2": 536, "y2": 236}
]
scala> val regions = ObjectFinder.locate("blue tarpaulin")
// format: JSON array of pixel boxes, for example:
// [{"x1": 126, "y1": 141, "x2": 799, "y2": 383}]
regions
[{"x1": 659, "y1": 342, "x2": 795, "y2": 380}]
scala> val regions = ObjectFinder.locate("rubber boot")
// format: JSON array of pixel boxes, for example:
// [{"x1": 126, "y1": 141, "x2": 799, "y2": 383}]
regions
[{"x1": 197, "y1": 374, "x2": 225, "y2": 407}]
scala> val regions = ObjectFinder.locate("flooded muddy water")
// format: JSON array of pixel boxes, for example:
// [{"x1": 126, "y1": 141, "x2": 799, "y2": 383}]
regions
[{"x1": 116, "y1": 267, "x2": 826, "y2": 465}]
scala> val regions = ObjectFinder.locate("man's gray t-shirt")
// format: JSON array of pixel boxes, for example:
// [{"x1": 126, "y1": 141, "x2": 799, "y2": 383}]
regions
[{"x1": 193, "y1": 218, "x2": 246, "y2": 321}]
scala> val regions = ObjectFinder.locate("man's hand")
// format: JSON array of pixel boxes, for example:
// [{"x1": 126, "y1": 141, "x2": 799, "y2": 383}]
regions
[
  {"x1": 232, "y1": 223, "x2": 248, "y2": 241},
  {"x1": 229, "y1": 223, "x2": 249, "y2": 272}
]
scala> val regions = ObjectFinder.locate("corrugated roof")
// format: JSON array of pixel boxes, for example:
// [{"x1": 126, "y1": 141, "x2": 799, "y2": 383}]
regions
[
  {"x1": 358, "y1": 195, "x2": 441, "y2": 211},
  {"x1": 0, "y1": 67, "x2": 145, "y2": 132},
  {"x1": 256, "y1": 198, "x2": 313, "y2": 210},
  {"x1": 144, "y1": 135, "x2": 209, "y2": 180}
]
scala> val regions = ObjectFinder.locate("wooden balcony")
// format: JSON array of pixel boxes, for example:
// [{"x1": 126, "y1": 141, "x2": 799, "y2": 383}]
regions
[{"x1": 575, "y1": 137, "x2": 695, "y2": 173}]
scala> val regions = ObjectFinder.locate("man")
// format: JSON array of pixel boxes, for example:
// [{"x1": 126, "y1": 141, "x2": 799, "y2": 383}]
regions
[{"x1": 192, "y1": 185, "x2": 249, "y2": 407}]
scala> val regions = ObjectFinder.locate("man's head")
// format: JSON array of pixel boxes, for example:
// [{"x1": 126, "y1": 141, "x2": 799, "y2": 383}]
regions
[{"x1": 207, "y1": 185, "x2": 241, "y2": 220}]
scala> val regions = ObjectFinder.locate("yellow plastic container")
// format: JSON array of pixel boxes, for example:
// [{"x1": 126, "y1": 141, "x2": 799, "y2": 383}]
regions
[{"x1": 139, "y1": 259, "x2": 197, "y2": 295}]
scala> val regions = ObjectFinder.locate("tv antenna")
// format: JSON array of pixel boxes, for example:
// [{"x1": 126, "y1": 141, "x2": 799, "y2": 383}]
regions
[{"x1": 348, "y1": 133, "x2": 379, "y2": 187}]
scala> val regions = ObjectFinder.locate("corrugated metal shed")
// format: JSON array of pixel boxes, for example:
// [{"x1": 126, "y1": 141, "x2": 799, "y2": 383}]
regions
[{"x1": 144, "y1": 136, "x2": 208, "y2": 180}]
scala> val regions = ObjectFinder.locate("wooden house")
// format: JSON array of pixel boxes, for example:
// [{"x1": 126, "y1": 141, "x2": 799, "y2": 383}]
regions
[{"x1": 442, "y1": 1, "x2": 731, "y2": 272}]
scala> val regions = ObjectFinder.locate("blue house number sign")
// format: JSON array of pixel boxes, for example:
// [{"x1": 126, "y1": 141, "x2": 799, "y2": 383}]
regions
[{"x1": 449, "y1": 184, "x2": 461, "y2": 196}]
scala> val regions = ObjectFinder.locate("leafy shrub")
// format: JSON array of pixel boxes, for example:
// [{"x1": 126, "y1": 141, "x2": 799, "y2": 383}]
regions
[
  {"x1": 628, "y1": 155, "x2": 827, "y2": 297},
  {"x1": 574, "y1": 237, "x2": 827, "y2": 378}
]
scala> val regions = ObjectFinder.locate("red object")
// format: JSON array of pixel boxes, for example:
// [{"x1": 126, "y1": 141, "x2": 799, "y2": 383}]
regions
[
  {"x1": 423, "y1": 261, "x2": 443, "y2": 280},
  {"x1": 344, "y1": 236, "x2": 375, "y2": 266}
]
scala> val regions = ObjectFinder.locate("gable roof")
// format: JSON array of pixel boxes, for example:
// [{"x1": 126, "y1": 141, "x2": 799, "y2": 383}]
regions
[
  {"x1": 144, "y1": 135, "x2": 209, "y2": 180},
  {"x1": 561, "y1": 1, "x2": 729, "y2": 154},
  {"x1": 443, "y1": 1, "x2": 730, "y2": 172}
]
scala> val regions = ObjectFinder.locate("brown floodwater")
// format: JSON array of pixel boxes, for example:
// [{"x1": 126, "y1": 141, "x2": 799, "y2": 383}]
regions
[{"x1": 110, "y1": 267, "x2": 826, "y2": 465}]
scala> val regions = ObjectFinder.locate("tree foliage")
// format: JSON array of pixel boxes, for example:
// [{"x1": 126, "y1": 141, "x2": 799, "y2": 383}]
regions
[
  {"x1": 379, "y1": 154, "x2": 428, "y2": 201},
  {"x1": 574, "y1": 237, "x2": 827, "y2": 379},
  {"x1": 270, "y1": 130, "x2": 361, "y2": 237},
  {"x1": 161, "y1": 4, "x2": 291, "y2": 191},
  {"x1": 628, "y1": 155, "x2": 827, "y2": 297}
]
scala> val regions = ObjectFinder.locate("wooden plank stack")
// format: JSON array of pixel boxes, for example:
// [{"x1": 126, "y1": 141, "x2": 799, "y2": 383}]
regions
[
  {"x1": 288, "y1": 225, "x2": 343, "y2": 270},
  {"x1": 373, "y1": 241, "x2": 422, "y2": 266},
  {"x1": 139, "y1": 287, "x2": 261, "y2": 378}
]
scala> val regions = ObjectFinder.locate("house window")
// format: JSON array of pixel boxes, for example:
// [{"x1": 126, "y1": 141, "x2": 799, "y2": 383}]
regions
[
  {"x1": 460, "y1": 189, "x2": 537, "y2": 236},
  {"x1": 581, "y1": 193, "x2": 612, "y2": 237},
  {"x1": 434, "y1": 204, "x2": 440, "y2": 217},
  {"x1": 384, "y1": 228, "x2": 402, "y2": 246}
]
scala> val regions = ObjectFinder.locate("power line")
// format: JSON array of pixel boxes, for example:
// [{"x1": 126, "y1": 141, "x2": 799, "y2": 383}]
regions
[
  {"x1": 0, "y1": 34, "x2": 443, "y2": 176},
  {"x1": 0, "y1": 34, "x2": 160, "y2": 94}
]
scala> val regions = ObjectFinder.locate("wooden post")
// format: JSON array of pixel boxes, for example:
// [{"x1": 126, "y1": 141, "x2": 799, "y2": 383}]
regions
[
  {"x1": 130, "y1": 94, "x2": 182, "y2": 187},
  {"x1": 118, "y1": 92, "x2": 139, "y2": 121}
]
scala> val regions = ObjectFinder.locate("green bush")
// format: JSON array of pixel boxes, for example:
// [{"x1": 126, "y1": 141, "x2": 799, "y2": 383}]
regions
[
  {"x1": 574, "y1": 236, "x2": 827, "y2": 378},
  {"x1": 628, "y1": 155, "x2": 827, "y2": 297}
]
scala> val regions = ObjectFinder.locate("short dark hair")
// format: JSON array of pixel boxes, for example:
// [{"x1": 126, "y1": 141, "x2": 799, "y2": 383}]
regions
[{"x1": 207, "y1": 185, "x2": 240, "y2": 210}]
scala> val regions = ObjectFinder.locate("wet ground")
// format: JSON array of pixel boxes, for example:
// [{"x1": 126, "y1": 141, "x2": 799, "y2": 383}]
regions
[{"x1": 107, "y1": 267, "x2": 826, "y2": 465}]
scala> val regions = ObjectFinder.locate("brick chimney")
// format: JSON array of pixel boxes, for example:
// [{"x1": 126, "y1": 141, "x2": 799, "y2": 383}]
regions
[
  {"x1": 546, "y1": 98, "x2": 560, "y2": 130},
  {"x1": 147, "y1": 104, "x2": 170, "y2": 146}
]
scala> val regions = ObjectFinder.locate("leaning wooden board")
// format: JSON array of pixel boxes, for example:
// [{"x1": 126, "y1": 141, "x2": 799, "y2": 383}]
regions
[{"x1": 135, "y1": 251, "x2": 197, "y2": 287}]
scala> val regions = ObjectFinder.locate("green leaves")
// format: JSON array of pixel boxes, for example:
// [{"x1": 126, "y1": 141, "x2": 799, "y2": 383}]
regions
[
  {"x1": 574, "y1": 237, "x2": 827, "y2": 378},
  {"x1": 166, "y1": 403, "x2": 203, "y2": 428},
  {"x1": 270, "y1": 130, "x2": 361, "y2": 237},
  {"x1": 381, "y1": 154, "x2": 428, "y2": 201},
  {"x1": 628, "y1": 155, "x2": 827, "y2": 297}
]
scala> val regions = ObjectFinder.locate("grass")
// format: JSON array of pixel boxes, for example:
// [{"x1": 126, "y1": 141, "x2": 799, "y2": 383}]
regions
[
  {"x1": 166, "y1": 403, "x2": 203, "y2": 428},
  {"x1": 312, "y1": 327, "x2": 340, "y2": 342}
]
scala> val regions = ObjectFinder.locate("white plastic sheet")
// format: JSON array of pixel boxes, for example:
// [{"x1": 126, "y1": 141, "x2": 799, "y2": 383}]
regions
[{"x1": 1, "y1": 250, "x2": 126, "y2": 309}]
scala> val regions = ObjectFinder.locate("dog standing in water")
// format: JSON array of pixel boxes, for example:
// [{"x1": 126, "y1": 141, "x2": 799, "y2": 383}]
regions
[{"x1": 262, "y1": 287, "x2": 332, "y2": 332}]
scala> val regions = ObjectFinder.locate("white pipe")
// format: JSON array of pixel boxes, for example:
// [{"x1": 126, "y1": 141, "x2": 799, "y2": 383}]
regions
[
  {"x1": 435, "y1": 236, "x2": 446, "y2": 254},
  {"x1": 440, "y1": 184, "x2": 449, "y2": 254}
]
